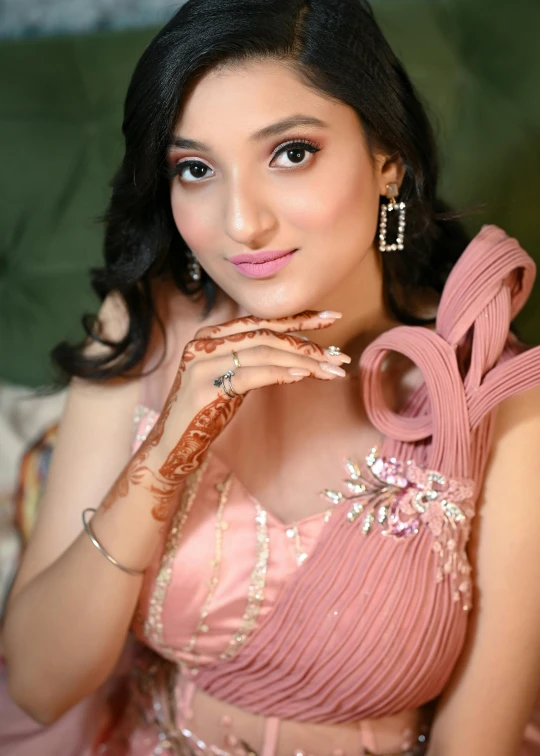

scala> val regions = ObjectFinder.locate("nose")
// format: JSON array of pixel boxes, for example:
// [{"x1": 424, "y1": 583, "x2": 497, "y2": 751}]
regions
[{"x1": 223, "y1": 173, "x2": 278, "y2": 249}]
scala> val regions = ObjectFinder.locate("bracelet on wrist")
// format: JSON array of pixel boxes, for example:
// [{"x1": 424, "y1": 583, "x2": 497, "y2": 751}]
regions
[{"x1": 82, "y1": 508, "x2": 145, "y2": 577}]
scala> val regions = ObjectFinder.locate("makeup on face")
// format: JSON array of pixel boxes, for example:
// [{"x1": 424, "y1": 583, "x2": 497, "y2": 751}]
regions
[
  {"x1": 228, "y1": 248, "x2": 299, "y2": 279},
  {"x1": 168, "y1": 60, "x2": 385, "y2": 323}
]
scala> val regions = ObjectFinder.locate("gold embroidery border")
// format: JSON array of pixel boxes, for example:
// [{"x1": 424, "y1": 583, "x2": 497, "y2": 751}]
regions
[
  {"x1": 219, "y1": 502, "x2": 270, "y2": 660},
  {"x1": 144, "y1": 457, "x2": 209, "y2": 661},
  {"x1": 182, "y1": 474, "x2": 233, "y2": 658}
]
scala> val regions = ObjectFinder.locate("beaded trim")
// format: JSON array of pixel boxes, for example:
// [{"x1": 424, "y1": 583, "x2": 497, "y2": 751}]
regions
[
  {"x1": 132, "y1": 404, "x2": 159, "y2": 452},
  {"x1": 182, "y1": 474, "x2": 233, "y2": 659},
  {"x1": 285, "y1": 524, "x2": 308, "y2": 566},
  {"x1": 322, "y1": 447, "x2": 475, "y2": 610},
  {"x1": 144, "y1": 458, "x2": 209, "y2": 660},
  {"x1": 220, "y1": 503, "x2": 270, "y2": 660}
]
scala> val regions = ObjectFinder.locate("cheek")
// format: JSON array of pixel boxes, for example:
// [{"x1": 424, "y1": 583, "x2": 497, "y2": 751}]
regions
[
  {"x1": 170, "y1": 188, "x2": 218, "y2": 251},
  {"x1": 282, "y1": 161, "x2": 379, "y2": 240}
]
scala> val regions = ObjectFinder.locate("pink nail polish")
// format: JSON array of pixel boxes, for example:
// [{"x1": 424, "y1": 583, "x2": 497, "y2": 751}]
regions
[
  {"x1": 320, "y1": 363, "x2": 346, "y2": 377},
  {"x1": 289, "y1": 368, "x2": 311, "y2": 377},
  {"x1": 318, "y1": 310, "x2": 342, "y2": 319}
]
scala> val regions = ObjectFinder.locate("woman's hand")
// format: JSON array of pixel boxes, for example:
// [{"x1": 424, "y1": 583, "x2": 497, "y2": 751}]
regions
[{"x1": 103, "y1": 310, "x2": 349, "y2": 522}]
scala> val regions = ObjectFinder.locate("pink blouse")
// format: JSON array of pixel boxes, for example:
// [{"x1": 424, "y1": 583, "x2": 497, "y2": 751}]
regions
[{"x1": 116, "y1": 225, "x2": 540, "y2": 756}]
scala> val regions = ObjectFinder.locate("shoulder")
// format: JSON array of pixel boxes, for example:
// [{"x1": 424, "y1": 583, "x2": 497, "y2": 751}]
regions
[
  {"x1": 473, "y1": 381, "x2": 540, "y2": 556},
  {"x1": 82, "y1": 279, "x2": 227, "y2": 371},
  {"x1": 83, "y1": 278, "x2": 213, "y2": 356},
  {"x1": 81, "y1": 279, "x2": 238, "y2": 409},
  {"x1": 81, "y1": 289, "x2": 130, "y2": 360},
  {"x1": 138, "y1": 278, "x2": 239, "y2": 408},
  {"x1": 428, "y1": 382, "x2": 540, "y2": 754},
  {"x1": 483, "y1": 382, "x2": 540, "y2": 495},
  {"x1": 493, "y1": 379, "x2": 540, "y2": 432}
]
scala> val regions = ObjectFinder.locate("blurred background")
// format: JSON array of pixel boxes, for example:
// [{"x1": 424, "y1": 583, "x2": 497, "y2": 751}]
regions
[
  {"x1": 0, "y1": 0, "x2": 174, "y2": 36},
  {"x1": 0, "y1": 0, "x2": 539, "y2": 600}
]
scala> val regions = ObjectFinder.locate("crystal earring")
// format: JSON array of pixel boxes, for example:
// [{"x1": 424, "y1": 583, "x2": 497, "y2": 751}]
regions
[
  {"x1": 186, "y1": 250, "x2": 201, "y2": 282},
  {"x1": 378, "y1": 183, "x2": 406, "y2": 252}
]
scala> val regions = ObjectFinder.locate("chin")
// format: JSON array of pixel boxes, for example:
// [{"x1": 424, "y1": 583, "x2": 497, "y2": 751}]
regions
[
  {"x1": 235, "y1": 290, "x2": 317, "y2": 321},
  {"x1": 217, "y1": 269, "x2": 329, "y2": 319}
]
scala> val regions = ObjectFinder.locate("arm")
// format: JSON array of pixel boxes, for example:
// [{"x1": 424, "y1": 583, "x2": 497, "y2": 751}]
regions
[
  {"x1": 3, "y1": 301, "x2": 345, "y2": 725},
  {"x1": 2, "y1": 292, "x2": 166, "y2": 724},
  {"x1": 427, "y1": 383, "x2": 540, "y2": 756}
]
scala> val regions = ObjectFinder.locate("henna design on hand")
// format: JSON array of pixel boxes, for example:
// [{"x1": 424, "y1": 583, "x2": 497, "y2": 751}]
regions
[
  {"x1": 195, "y1": 310, "x2": 326, "y2": 339},
  {"x1": 101, "y1": 352, "x2": 243, "y2": 522},
  {"x1": 100, "y1": 313, "x2": 324, "y2": 523},
  {"x1": 149, "y1": 394, "x2": 243, "y2": 520},
  {"x1": 191, "y1": 329, "x2": 323, "y2": 359}
]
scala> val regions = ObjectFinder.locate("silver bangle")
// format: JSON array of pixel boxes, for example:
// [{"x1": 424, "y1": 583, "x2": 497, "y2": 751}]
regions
[{"x1": 82, "y1": 508, "x2": 144, "y2": 577}]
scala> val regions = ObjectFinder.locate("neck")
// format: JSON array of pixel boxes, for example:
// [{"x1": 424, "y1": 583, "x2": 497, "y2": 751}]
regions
[{"x1": 305, "y1": 244, "x2": 401, "y2": 362}]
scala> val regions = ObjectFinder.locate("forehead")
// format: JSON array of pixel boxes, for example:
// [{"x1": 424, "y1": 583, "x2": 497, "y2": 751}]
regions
[{"x1": 175, "y1": 59, "x2": 349, "y2": 137}]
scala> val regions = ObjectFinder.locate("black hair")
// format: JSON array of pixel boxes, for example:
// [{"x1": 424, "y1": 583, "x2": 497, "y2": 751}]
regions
[{"x1": 51, "y1": 0, "x2": 471, "y2": 384}]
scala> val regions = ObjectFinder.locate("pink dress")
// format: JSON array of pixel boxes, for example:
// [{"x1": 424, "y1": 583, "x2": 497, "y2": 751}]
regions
[
  {"x1": 1, "y1": 225, "x2": 540, "y2": 755},
  {"x1": 99, "y1": 225, "x2": 540, "y2": 755}
]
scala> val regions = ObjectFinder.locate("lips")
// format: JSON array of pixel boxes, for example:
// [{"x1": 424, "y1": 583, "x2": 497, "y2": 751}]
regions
[
  {"x1": 228, "y1": 249, "x2": 298, "y2": 279},
  {"x1": 229, "y1": 249, "x2": 297, "y2": 264}
]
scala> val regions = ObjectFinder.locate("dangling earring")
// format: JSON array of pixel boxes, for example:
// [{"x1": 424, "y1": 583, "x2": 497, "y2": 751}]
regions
[
  {"x1": 378, "y1": 183, "x2": 406, "y2": 252},
  {"x1": 186, "y1": 249, "x2": 202, "y2": 282}
]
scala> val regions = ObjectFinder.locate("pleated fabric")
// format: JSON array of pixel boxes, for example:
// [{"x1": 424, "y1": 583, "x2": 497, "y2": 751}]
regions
[{"x1": 188, "y1": 225, "x2": 540, "y2": 722}]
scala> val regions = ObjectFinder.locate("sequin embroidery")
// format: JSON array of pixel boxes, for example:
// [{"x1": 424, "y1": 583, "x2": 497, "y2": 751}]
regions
[
  {"x1": 322, "y1": 447, "x2": 475, "y2": 610},
  {"x1": 220, "y1": 503, "x2": 270, "y2": 660},
  {"x1": 144, "y1": 458, "x2": 210, "y2": 659},
  {"x1": 132, "y1": 404, "x2": 160, "y2": 452},
  {"x1": 182, "y1": 474, "x2": 233, "y2": 659}
]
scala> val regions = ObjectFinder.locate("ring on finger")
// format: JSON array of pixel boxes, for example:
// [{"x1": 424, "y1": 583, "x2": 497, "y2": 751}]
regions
[
  {"x1": 213, "y1": 369, "x2": 234, "y2": 388},
  {"x1": 214, "y1": 370, "x2": 236, "y2": 398},
  {"x1": 224, "y1": 371, "x2": 237, "y2": 397},
  {"x1": 327, "y1": 345, "x2": 341, "y2": 356},
  {"x1": 232, "y1": 351, "x2": 241, "y2": 369}
]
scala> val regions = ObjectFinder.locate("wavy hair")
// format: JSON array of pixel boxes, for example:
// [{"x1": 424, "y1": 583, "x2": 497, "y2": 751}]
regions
[{"x1": 52, "y1": 0, "x2": 471, "y2": 383}]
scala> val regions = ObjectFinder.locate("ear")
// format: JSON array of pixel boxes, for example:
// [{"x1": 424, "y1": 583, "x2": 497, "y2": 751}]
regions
[{"x1": 375, "y1": 152, "x2": 406, "y2": 197}]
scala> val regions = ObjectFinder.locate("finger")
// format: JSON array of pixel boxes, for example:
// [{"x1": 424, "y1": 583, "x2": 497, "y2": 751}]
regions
[
  {"x1": 194, "y1": 310, "x2": 342, "y2": 340},
  {"x1": 184, "y1": 329, "x2": 351, "y2": 365},
  {"x1": 218, "y1": 365, "x2": 315, "y2": 397},
  {"x1": 201, "y1": 345, "x2": 348, "y2": 382}
]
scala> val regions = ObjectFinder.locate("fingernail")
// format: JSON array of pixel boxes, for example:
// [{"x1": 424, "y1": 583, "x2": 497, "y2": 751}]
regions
[
  {"x1": 288, "y1": 368, "x2": 311, "y2": 377},
  {"x1": 320, "y1": 363, "x2": 347, "y2": 377},
  {"x1": 324, "y1": 347, "x2": 352, "y2": 364},
  {"x1": 318, "y1": 310, "x2": 342, "y2": 319},
  {"x1": 297, "y1": 334, "x2": 310, "y2": 341}
]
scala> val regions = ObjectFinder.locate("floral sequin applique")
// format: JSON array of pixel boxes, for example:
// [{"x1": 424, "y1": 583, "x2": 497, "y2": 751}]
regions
[{"x1": 322, "y1": 448, "x2": 475, "y2": 610}]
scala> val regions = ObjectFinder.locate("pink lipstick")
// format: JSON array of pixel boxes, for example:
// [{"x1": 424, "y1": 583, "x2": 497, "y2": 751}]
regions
[{"x1": 228, "y1": 249, "x2": 297, "y2": 279}]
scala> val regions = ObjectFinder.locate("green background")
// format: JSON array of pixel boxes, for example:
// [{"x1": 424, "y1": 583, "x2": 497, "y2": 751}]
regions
[{"x1": 1, "y1": 0, "x2": 539, "y2": 387}]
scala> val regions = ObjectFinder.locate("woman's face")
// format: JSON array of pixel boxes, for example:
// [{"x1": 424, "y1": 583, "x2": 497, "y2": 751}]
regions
[{"x1": 169, "y1": 59, "x2": 398, "y2": 319}]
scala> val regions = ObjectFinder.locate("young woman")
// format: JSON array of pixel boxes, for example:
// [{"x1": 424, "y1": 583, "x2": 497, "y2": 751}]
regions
[{"x1": 3, "y1": 1, "x2": 540, "y2": 754}]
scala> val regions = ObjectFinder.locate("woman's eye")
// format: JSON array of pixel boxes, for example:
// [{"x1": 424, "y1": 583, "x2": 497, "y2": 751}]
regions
[
  {"x1": 176, "y1": 160, "x2": 215, "y2": 183},
  {"x1": 170, "y1": 140, "x2": 320, "y2": 182},
  {"x1": 271, "y1": 140, "x2": 321, "y2": 169}
]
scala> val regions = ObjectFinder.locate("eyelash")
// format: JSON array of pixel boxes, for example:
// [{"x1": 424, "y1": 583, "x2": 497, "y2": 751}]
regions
[
  {"x1": 166, "y1": 137, "x2": 322, "y2": 183},
  {"x1": 271, "y1": 137, "x2": 322, "y2": 162}
]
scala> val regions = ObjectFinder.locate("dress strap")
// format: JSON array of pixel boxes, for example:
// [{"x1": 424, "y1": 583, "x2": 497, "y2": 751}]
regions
[
  {"x1": 180, "y1": 678, "x2": 197, "y2": 722},
  {"x1": 178, "y1": 677, "x2": 280, "y2": 756},
  {"x1": 261, "y1": 716, "x2": 280, "y2": 756}
]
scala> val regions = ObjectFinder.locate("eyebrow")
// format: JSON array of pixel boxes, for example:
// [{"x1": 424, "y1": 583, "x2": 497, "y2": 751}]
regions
[{"x1": 169, "y1": 115, "x2": 328, "y2": 151}]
